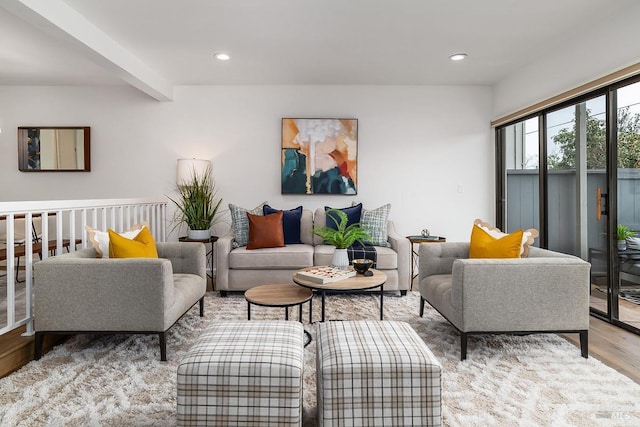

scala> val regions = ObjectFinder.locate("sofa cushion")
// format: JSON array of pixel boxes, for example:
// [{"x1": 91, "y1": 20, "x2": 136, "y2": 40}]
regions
[
  {"x1": 229, "y1": 244, "x2": 314, "y2": 269},
  {"x1": 314, "y1": 244, "x2": 398, "y2": 270},
  {"x1": 300, "y1": 209, "x2": 314, "y2": 245},
  {"x1": 263, "y1": 204, "x2": 303, "y2": 244},
  {"x1": 247, "y1": 211, "x2": 285, "y2": 250},
  {"x1": 229, "y1": 202, "x2": 267, "y2": 248}
]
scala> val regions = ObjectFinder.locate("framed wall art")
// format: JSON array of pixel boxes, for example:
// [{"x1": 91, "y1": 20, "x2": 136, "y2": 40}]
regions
[{"x1": 281, "y1": 118, "x2": 358, "y2": 195}]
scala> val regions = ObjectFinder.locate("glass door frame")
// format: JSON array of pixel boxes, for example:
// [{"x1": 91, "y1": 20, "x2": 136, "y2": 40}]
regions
[{"x1": 496, "y1": 74, "x2": 640, "y2": 336}]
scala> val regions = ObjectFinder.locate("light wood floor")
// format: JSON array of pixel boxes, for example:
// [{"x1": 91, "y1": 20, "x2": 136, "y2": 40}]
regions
[{"x1": 561, "y1": 315, "x2": 640, "y2": 383}]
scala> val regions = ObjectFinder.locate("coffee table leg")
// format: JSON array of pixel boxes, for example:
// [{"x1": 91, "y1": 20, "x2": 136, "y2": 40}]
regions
[
  {"x1": 321, "y1": 290, "x2": 326, "y2": 322},
  {"x1": 379, "y1": 286, "x2": 384, "y2": 320},
  {"x1": 247, "y1": 301, "x2": 251, "y2": 320},
  {"x1": 309, "y1": 297, "x2": 313, "y2": 323},
  {"x1": 285, "y1": 307, "x2": 289, "y2": 320}
]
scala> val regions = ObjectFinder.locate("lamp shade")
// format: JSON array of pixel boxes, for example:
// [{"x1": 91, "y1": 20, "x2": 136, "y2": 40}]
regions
[{"x1": 176, "y1": 158, "x2": 211, "y2": 186}]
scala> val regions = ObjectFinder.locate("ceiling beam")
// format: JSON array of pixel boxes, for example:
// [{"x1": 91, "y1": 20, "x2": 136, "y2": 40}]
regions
[{"x1": 0, "y1": 0, "x2": 173, "y2": 101}]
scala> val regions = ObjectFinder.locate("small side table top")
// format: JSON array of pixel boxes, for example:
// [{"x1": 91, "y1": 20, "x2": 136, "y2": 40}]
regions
[
  {"x1": 179, "y1": 235, "x2": 219, "y2": 243},
  {"x1": 245, "y1": 283, "x2": 313, "y2": 307},
  {"x1": 293, "y1": 268, "x2": 387, "y2": 291},
  {"x1": 406, "y1": 235, "x2": 446, "y2": 244}
]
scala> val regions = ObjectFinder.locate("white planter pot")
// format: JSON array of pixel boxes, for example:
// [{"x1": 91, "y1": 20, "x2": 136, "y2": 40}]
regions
[
  {"x1": 618, "y1": 240, "x2": 627, "y2": 251},
  {"x1": 188, "y1": 229, "x2": 211, "y2": 240},
  {"x1": 331, "y1": 248, "x2": 349, "y2": 269}
]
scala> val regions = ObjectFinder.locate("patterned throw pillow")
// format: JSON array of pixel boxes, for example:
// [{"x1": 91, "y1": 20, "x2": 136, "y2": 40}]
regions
[
  {"x1": 359, "y1": 204, "x2": 391, "y2": 247},
  {"x1": 229, "y1": 202, "x2": 268, "y2": 248}
]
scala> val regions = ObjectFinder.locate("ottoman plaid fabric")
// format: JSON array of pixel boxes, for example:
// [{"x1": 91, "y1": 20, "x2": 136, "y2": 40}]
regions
[
  {"x1": 177, "y1": 321, "x2": 304, "y2": 426},
  {"x1": 317, "y1": 321, "x2": 442, "y2": 426}
]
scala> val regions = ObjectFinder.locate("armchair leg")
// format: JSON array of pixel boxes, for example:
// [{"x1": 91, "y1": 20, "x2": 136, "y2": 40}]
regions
[
  {"x1": 460, "y1": 333, "x2": 468, "y2": 361},
  {"x1": 34, "y1": 332, "x2": 44, "y2": 360},
  {"x1": 579, "y1": 330, "x2": 589, "y2": 358},
  {"x1": 199, "y1": 297, "x2": 204, "y2": 317},
  {"x1": 419, "y1": 298, "x2": 425, "y2": 317},
  {"x1": 159, "y1": 332, "x2": 167, "y2": 361}
]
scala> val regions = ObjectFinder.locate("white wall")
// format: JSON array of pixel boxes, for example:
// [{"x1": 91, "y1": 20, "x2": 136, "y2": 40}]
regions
[
  {"x1": 493, "y1": 1, "x2": 640, "y2": 120},
  {"x1": 0, "y1": 84, "x2": 493, "y2": 241}
]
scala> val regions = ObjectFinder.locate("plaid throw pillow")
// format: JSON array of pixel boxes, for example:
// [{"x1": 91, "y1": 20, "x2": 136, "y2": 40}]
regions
[
  {"x1": 359, "y1": 203, "x2": 391, "y2": 247},
  {"x1": 229, "y1": 202, "x2": 268, "y2": 248}
]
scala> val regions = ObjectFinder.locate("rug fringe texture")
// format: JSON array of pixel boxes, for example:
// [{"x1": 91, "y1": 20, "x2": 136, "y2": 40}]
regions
[{"x1": 2, "y1": 291, "x2": 640, "y2": 426}]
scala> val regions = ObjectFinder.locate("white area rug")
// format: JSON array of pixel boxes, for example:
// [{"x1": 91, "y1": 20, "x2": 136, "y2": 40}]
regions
[{"x1": 2, "y1": 291, "x2": 640, "y2": 426}]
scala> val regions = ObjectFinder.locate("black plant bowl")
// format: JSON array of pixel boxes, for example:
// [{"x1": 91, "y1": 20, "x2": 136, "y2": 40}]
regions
[{"x1": 352, "y1": 258, "x2": 373, "y2": 274}]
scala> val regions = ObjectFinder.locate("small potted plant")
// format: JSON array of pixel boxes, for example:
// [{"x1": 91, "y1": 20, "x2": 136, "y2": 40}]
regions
[
  {"x1": 169, "y1": 165, "x2": 222, "y2": 240},
  {"x1": 312, "y1": 209, "x2": 371, "y2": 268},
  {"x1": 617, "y1": 224, "x2": 636, "y2": 251}
]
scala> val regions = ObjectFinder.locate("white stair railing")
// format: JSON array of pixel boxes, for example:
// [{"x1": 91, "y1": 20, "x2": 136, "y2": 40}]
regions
[{"x1": 0, "y1": 198, "x2": 168, "y2": 336}]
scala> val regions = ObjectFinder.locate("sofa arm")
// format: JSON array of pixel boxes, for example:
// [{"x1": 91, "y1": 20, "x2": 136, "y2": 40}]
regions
[
  {"x1": 156, "y1": 242, "x2": 206, "y2": 278},
  {"x1": 387, "y1": 221, "x2": 410, "y2": 287},
  {"x1": 451, "y1": 256, "x2": 591, "y2": 331},
  {"x1": 215, "y1": 230, "x2": 234, "y2": 291},
  {"x1": 34, "y1": 256, "x2": 176, "y2": 332},
  {"x1": 419, "y1": 242, "x2": 470, "y2": 279}
]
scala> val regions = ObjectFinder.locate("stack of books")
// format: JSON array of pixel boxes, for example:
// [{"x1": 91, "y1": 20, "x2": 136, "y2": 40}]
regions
[{"x1": 296, "y1": 266, "x2": 356, "y2": 284}]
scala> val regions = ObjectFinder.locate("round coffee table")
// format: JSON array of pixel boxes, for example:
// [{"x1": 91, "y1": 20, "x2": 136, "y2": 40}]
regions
[
  {"x1": 244, "y1": 283, "x2": 313, "y2": 323},
  {"x1": 293, "y1": 268, "x2": 387, "y2": 322}
]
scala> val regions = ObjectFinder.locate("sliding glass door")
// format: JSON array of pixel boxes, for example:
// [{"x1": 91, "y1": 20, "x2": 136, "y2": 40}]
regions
[
  {"x1": 497, "y1": 75, "x2": 640, "y2": 334},
  {"x1": 615, "y1": 81, "x2": 640, "y2": 329}
]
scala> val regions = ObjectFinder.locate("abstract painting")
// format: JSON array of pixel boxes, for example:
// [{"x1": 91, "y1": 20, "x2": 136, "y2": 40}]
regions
[{"x1": 281, "y1": 118, "x2": 358, "y2": 195}]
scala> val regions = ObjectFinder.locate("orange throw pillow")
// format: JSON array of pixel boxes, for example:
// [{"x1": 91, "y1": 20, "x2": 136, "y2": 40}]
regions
[
  {"x1": 108, "y1": 226, "x2": 158, "y2": 258},
  {"x1": 246, "y1": 211, "x2": 285, "y2": 250},
  {"x1": 469, "y1": 224, "x2": 523, "y2": 259}
]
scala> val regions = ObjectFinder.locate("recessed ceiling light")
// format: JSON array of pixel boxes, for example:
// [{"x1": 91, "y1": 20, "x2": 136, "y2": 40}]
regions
[
  {"x1": 449, "y1": 53, "x2": 467, "y2": 61},
  {"x1": 214, "y1": 53, "x2": 230, "y2": 61}
]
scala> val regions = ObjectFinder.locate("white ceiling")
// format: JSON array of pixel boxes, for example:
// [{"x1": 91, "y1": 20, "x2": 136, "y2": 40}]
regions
[{"x1": 0, "y1": 0, "x2": 636, "y2": 100}]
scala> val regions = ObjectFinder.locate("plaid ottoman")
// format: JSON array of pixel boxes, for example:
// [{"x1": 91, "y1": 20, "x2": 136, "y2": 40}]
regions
[
  {"x1": 177, "y1": 321, "x2": 304, "y2": 426},
  {"x1": 317, "y1": 321, "x2": 442, "y2": 426}
]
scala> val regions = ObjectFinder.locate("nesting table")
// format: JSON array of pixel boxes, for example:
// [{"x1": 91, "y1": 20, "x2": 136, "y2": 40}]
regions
[{"x1": 293, "y1": 268, "x2": 387, "y2": 321}]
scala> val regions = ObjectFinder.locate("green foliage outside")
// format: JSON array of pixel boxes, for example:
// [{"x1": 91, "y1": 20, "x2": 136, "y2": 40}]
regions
[
  {"x1": 548, "y1": 107, "x2": 640, "y2": 169},
  {"x1": 617, "y1": 224, "x2": 636, "y2": 241}
]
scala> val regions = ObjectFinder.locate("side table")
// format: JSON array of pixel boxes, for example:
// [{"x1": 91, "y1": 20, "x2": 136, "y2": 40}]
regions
[
  {"x1": 407, "y1": 235, "x2": 446, "y2": 290},
  {"x1": 179, "y1": 236, "x2": 218, "y2": 289}
]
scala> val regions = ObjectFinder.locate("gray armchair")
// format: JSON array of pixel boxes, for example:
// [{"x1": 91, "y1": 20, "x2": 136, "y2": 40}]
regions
[
  {"x1": 418, "y1": 242, "x2": 591, "y2": 360},
  {"x1": 33, "y1": 242, "x2": 207, "y2": 361}
]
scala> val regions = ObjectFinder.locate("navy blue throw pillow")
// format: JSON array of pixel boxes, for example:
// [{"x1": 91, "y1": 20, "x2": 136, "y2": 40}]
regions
[
  {"x1": 324, "y1": 203, "x2": 362, "y2": 231},
  {"x1": 263, "y1": 205, "x2": 303, "y2": 244}
]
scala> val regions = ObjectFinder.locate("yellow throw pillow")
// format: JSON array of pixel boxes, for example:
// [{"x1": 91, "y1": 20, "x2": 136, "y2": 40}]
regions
[
  {"x1": 86, "y1": 222, "x2": 149, "y2": 258},
  {"x1": 108, "y1": 226, "x2": 158, "y2": 258},
  {"x1": 473, "y1": 218, "x2": 538, "y2": 257},
  {"x1": 469, "y1": 224, "x2": 524, "y2": 259}
]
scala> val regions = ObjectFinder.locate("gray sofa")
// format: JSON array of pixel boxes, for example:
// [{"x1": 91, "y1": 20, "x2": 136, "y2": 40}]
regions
[
  {"x1": 418, "y1": 242, "x2": 591, "y2": 360},
  {"x1": 216, "y1": 208, "x2": 410, "y2": 294},
  {"x1": 33, "y1": 242, "x2": 206, "y2": 361}
]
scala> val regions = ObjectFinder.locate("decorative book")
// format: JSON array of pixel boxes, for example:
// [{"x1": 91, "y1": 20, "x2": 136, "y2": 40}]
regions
[{"x1": 296, "y1": 266, "x2": 356, "y2": 284}]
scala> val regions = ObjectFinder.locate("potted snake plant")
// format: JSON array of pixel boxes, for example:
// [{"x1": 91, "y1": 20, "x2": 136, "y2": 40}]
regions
[{"x1": 169, "y1": 165, "x2": 222, "y2": 240}]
